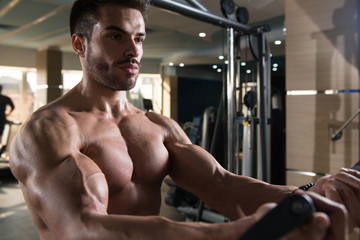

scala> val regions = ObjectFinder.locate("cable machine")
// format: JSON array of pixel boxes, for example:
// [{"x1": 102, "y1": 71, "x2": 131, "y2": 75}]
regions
[{"x1": 151, "y1": 0, "x2": 272, "y2": 182}]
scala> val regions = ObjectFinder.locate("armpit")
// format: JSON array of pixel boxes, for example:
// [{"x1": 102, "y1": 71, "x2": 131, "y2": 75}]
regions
[{"x1": 145, "y1": 112, "x2": 191, "y2": 144}]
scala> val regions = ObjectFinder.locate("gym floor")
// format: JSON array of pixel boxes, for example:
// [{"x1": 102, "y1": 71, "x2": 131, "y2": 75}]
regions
[{"x1": 0, "y1": 167, "x2": 39, "y2": 240}]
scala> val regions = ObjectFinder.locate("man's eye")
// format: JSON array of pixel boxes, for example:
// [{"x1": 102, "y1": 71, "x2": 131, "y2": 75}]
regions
[
  {"x1": 135, "y1": 37, "x2": 144, "y2": 43},
  {"x1": 110, "y1": 35, "x2": 121, "y2": 40}
]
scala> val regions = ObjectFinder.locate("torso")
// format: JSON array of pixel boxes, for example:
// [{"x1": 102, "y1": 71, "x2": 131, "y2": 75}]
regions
[{"x1": 17, "y1": 91, "x2": 171, "y2": 221}]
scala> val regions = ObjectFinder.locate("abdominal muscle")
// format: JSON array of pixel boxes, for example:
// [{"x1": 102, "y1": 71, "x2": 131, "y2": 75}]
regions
[{"x1": 107, "y1": 180, "x2": 163, "y2": 216}]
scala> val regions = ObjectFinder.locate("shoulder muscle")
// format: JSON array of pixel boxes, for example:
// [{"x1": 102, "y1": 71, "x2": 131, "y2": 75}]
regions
[{"x1": 10, "y1": 108, "x2": 80, "y2": 180}]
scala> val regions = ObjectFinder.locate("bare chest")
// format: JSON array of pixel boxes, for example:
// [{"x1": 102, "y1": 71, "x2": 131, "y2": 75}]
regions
[
  {"x1": 74, "y1": 113, "x2": 170, "y2": 214},
  {"x1": 79, "y1": 115, "x2": 170, "y2": 187}
]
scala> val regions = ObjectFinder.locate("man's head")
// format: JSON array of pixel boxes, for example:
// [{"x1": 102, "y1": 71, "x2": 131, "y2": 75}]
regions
[
  {"x1": 70, "y1": 0, "x2": 150, "y2": 41},
  {"x1": 71, "y1": 1, "x2": 147, "y2": 91}
]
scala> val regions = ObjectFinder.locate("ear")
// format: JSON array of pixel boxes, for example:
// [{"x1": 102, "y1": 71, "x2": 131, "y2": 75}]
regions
[{"x1": 72, "y1": 34, "x2": 86, "y2": 57}]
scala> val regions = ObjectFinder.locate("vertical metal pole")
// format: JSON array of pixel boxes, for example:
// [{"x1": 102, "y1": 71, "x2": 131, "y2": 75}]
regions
[
  {"x1": 358, "y1": 0, "x2": 360, "y2": 163},
  {"x1": 234, "y1": 36, "x2": 241, "y2": 175},
  {"x1": 265, "y1": 39, "x2": 272, "y2": 182},
  {"x1": 227, "y1": 28, "x2": 235, "y2": 173},
  {"x1": 257, "y1": 32, "x2": 270, "y2": 182},
  {"x1": 242, "y1": 118, "x2": 253, "y2": 177}
]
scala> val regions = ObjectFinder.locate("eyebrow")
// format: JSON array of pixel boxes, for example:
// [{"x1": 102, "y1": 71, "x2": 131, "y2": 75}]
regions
[{"x1": 104, "y1": 25, "x2": 146, "y2": 37}]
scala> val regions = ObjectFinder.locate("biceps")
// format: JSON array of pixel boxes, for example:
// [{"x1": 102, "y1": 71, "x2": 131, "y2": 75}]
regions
[
  {"x1": 168, "y1": 143, "x2": 226, "y2": 193},
  {"x1": 31, "y1": 158, "x2": 83, "y2": 212},
  {"x1": 27, "y1": 155, "x2": 106, "y2": 233}
]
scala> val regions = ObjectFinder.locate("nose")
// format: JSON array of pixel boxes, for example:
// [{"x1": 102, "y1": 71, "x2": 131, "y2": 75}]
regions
[{"x1": 124, "y1": 38, "x2": 141, "y2": 58}]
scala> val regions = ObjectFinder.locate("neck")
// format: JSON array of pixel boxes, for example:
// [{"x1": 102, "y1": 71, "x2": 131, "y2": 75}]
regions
[{"x1": 74, "y1": 78, "x2": 131, "y2": 118}]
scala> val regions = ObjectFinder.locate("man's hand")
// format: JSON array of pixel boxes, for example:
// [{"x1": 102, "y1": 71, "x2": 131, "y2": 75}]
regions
[
  {"x1": 235, "y1": 192, "x2": 348, "y2": 240},
  {"x1": 253, "y1": 203, "x2": 330, "y2": 240},
  {"x1": 301, "y1": 192, "x2": 348, "y2": 240},
  {"x1": 312, "y1": 168, "x2": 360, "y2": 230}
]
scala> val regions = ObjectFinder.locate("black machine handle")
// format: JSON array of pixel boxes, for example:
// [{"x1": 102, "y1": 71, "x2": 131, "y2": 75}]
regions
[{"x1": 238, "y1": 194, "x2": 315, "y2": 240}]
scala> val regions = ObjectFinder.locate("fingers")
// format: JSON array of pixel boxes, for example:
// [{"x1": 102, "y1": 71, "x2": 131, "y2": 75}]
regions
[
  {"x1": 281, "y1": 212, "x2": 330, "y2": 240},
  {"x1": 306, "y1": 192, "x2": 348, "y2": 240},
  {"x1": 334, "y1": 168, "x2": 360, "y2": 194},
  {"x1": 311, "y1": 213, "x2": 331, "y2": 238},
  {"x1": 322, "y1": 169, "x2": 360, "y2": 229},
  {"x1": 324, "y1": 180, "x2": 358, "y2": 230}
]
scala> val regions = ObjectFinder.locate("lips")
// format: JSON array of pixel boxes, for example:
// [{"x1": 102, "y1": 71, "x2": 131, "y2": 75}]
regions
[{"x1": 118, "y1": 63, "x2": 139, "y2": 75}]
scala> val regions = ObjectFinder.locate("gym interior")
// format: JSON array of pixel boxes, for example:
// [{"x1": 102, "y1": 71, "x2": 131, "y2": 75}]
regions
[{"x1": 0, "y1": 0, "x2": 359, "y2": 239}]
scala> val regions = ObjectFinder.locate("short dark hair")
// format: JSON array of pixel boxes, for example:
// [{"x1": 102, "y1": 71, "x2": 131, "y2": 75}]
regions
[{"x1": 70, "y1": 0, "x2": 150, "y2": 40}]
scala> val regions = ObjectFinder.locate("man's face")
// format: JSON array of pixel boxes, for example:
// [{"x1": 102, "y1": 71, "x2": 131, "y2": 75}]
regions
[{"x1": 85, "y1": 5, "x2": 146, "y2": 91}]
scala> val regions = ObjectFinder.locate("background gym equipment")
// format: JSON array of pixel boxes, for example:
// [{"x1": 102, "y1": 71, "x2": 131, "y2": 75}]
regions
[
  {"x1": 151, "y1": 0, "x2": 290, "y2": 233},
  {"x1": 151, "y1": 0, "x2": 272, "y2": 181},
  {"x1": 331, "y1": 108, "x2": 360, "y2": 142}
]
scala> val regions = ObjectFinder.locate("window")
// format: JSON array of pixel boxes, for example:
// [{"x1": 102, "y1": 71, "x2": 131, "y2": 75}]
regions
[
  {"x1": 62, "y1": 70, "x2": 82, "y2": 94},
  {"x1": 128, "y1": 74, "x2": 162, "y2": 113}
]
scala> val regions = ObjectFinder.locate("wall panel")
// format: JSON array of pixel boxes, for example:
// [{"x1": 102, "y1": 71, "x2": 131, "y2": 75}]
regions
[
  {"x1": 286, "y1": 0, "x2": 358, "y2": 91},
  {"x1": 287, "y1": 94, "x2": 359, "y2": 174},
  {"x1": 285, "y1": 0, "x2": 359, "y2": 190}
]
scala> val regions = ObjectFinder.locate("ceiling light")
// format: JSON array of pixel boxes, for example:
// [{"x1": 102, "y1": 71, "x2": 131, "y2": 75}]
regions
[
  {"x1": 179, "y1": 63, "x2": 185, "y2": 67},
  {"x1": 273, "y1": 63, "x2": 278, "y2": 68},
  {"x1": 224, "y1": 60, "x2": 229, "y2": 64},
  {"x1": 272, "y1": 68, "x2": 278, "y2": 72},
  {"x1": 169, "y1": 62, "x2": 174, "y2": 66},
  {"x1": 218, "y1": 55, "x2": 224, "y2": 60},
  {"x1": 199, "y1": 32, "x2": 206, "y2": 38},
  {"x1": 217, "y1": 69, "x2": 222, "y2": 73},
  {"x1": 212, "y1": 65, "x2": 218, "y2": 69},
  {"x1": 246, "y1": 69, "x2": 251, "y2": 74},
  {"x1": 287, "y1": 90, "x2": 317, "y2": 96},
  {"x1": 241, "y1": 62, "x2": 246, "y2": 66},
  {"x1": 274, "y1": 40, "x2": 282, "y2": 45}
]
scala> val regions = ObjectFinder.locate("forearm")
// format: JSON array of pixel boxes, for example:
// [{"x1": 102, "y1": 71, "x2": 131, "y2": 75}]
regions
[
  {"x1": 167, "y1": 143, "x2": 297, "y2": 219},
  {"x1": 66, "y1": 213, "x2": 242, "y2": 240},
  {"x1": 201, "y1": 173, "x2": 297, "y2": 219}
]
